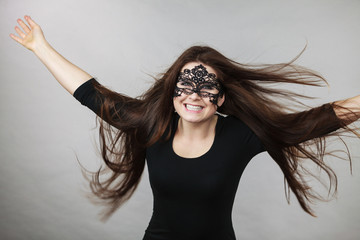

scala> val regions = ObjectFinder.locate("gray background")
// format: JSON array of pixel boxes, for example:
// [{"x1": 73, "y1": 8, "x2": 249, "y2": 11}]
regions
[{"x1": 1, "y1": 0, "x2": 360, "y2": 239}]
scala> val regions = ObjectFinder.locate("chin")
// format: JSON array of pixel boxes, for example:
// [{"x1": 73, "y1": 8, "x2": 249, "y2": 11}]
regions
[
  {"x1": 181, "y1": 116, "x2": 204, "y2": 123},
  {"x1": 178, "y1": 110, "x2": 216, "y2": 124}
]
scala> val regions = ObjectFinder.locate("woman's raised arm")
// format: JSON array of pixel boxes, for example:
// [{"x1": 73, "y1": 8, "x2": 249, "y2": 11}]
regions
[
  {"x1": 333, "y1": 95, "x2": 360, "y2": 124},
  {"x1": 10, "y1": 15, "x2": 92, "y2": 95}
]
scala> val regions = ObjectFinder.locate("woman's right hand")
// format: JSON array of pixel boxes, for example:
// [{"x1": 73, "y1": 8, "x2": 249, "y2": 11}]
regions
[
  {"x1": 9, "y1": 15, "x2": 92, "y2": 95},
  {"x1": 10, "y1": 15, "x2": 47, "y2": 52}
]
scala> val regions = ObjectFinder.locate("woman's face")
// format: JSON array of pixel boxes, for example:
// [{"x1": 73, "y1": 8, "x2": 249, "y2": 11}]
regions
[{"x1": 173, "y1": 62, "x2": 225, "y2": 124}]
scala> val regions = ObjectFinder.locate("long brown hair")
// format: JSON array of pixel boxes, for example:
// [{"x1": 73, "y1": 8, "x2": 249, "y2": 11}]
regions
[{"x1": 87, "y1": 45, "x2": 356, "y2": 220}]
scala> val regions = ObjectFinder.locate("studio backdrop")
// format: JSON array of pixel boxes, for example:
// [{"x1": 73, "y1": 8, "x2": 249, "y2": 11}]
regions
[{"x1": 1, "y1": 0, "x2": 359, "y2": 239}]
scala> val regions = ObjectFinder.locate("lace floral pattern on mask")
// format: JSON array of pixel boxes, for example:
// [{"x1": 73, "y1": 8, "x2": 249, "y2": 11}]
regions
[{"x1": 174, "y1": 64, "x2": 223, "y2": 106}]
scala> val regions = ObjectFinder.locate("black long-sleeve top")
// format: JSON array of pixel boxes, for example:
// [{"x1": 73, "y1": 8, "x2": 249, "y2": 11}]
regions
[{"x1": 74, "y1": 78, "x2": 341, "y2": 240}]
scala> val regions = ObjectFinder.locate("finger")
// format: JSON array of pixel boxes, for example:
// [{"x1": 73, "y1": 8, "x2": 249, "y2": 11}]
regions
[
  {"x1": 17, "y1": 18, "x2": 31, "y2": 34},
  {"x1": 15, "y1": 26, "x2": 26, "y2": 38},
  {"x1": 24, "y1": 15, "x2": 37, "y2": 28},
  {"x1": 9, "y1": 33, "x2": 23, "y2": 44}
]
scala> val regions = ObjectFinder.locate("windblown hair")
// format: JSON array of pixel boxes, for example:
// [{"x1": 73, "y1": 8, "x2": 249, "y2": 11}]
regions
[{"x1": 87, "y1": 45, "x2": 357, "y2": 221}]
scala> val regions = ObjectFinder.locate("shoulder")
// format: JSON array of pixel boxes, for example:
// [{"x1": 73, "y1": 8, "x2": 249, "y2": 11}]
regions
[
  {"x1": 217, "y1": 113, "x2": 249, "y2": 133},
  {"x1": 216, "y1": 113, "x2": 254, "y2": 139},
  {"x1": 217, "y1": 113, "x2": 265, "y2": 152}
]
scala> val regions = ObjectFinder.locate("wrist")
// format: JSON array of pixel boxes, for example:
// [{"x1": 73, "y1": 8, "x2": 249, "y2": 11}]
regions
[
  {"x1": 32, "y1": 41, "x2": 54, "y2": 59},
  {"x1": 32, "y1": 40, "x2": 51, "y2": 54}
]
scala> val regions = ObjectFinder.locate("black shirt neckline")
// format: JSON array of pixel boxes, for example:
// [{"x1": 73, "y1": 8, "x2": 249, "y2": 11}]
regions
[{"x1": 170, "y1": 113, "x2": 224, "y2": 160}]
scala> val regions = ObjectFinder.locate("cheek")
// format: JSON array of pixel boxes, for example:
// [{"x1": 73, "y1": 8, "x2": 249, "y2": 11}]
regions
[
  {"x1": 202, "y1": 97, "x2": 216, "y2": 108},
  {"x1": 173, "y1": 96, "x2": 185, "y2": 110}
]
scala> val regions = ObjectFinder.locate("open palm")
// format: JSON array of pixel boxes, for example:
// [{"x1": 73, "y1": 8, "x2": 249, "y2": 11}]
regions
[{"x1": 10, "y1": 16, "x2": 46, "y2": 51}]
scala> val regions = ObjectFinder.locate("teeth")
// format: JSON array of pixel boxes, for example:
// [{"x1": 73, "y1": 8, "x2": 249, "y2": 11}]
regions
[{"x1": 186, "y1": 104, "x2": 203, "y2": 111}]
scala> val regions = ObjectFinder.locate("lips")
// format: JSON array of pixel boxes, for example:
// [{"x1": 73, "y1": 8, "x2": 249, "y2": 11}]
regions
[{"x1": 185, "y1": 104, "x2": 204, "y2": 111}]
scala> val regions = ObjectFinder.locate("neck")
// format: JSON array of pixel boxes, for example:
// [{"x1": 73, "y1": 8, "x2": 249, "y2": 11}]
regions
[{"x1": 177, "y1": 114, "x2": 218, "y2": 140}]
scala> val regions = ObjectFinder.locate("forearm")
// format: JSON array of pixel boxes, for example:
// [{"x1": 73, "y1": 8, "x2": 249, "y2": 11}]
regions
[
  {"x1": 33, "y1": 41, "x2": 92, "y2": 95},
  {"x1": 333, "y1": 95, "x2": 360, "y2": 124},
  {"x1": 287, "y1": 98, "x2": 359, "y2": 145},
  {"x1": 284, "y1": 103, "x2": 343, "y2": 145}
]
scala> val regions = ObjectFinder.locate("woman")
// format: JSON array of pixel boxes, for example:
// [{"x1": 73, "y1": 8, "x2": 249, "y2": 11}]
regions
[{"x1": 10, "y1": 16, "x2": 359, "y2": 240}]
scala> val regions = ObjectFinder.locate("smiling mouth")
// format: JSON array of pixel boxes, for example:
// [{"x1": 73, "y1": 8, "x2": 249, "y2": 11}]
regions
[{"x1": 185, "y1": 104, "x2": 204, "y2": 111}]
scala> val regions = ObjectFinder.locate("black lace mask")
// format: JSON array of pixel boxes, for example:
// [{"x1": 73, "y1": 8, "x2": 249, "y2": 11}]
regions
[{"x1": 174, "y1": 64, "x2": 224, "y2": 106}]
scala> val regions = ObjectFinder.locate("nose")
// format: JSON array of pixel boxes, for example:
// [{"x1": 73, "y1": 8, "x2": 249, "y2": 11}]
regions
[{"x1": 188, "y1": 91, "x2": 202, "y2": 100}]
